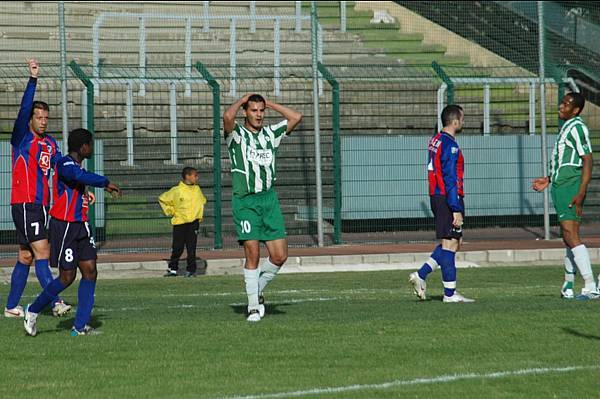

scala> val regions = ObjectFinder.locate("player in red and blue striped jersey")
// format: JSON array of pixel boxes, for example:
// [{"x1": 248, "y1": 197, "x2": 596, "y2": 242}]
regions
[
  {"x1": 4, "y1": 59, "x2": 71, "y2": 319},
  {"x1": 409, "y1": 104, "x2": 474, "y2": 303},
  {"x1": 24, "y1": 128, "x2": 120, "y2": 336}
]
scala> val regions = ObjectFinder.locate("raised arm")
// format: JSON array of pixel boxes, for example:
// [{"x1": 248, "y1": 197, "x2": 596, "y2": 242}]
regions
[
  {"x1": 12, "y1": 59, "x2": 39, "y2": 146},
  {"x1": 265, "y1": 99, "x2": 303, "y2": 134},
  {"x1": 223, "y1": 93, "x2": 252, "y2": 135}
]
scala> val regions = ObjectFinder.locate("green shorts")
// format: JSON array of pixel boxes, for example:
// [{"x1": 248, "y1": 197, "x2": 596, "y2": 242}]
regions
[
  {"x1": 232, "y1": 189, "x2": 287, "y2": 242},
  {"x1": 551, "y1": 181, "x2": 581, "y2": 222}
]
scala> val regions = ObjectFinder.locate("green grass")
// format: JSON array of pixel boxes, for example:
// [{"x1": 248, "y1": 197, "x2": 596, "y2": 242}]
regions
[{"x1": 1, "y1": 266, "x2": 599, "y2": 398}]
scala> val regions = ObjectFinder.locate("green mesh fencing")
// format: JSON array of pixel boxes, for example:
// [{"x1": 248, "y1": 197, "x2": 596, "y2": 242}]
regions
[
  {"x1": 2, "y1": 2, "x2": 600, "y2": 253},
  {"x1": 317, "y1": 63, "x2": 561, "y2": 244},
  {"x1": 205, "y1": 64, "x2": 335, "y2": 247},
  {"x1": 70, "y1": 63, "x2": 223, "y2": 252}
]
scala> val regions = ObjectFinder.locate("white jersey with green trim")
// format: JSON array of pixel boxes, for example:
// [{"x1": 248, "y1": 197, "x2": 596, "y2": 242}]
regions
[
  {"x1": 550, "y1": 116, "x2": 592, "y2": 186},
  {"x1": 226, "y1": 120, "x2": 288, "y2": 197}
]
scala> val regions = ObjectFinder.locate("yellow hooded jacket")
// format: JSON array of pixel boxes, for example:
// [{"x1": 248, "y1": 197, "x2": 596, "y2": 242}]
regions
[{"x1": 158, "y1": 181, "x2": 207, "y2": 226}]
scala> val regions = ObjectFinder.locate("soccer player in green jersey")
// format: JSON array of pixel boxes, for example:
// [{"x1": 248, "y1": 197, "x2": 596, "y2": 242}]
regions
[
  {"x1": 223, "y1": 93, "x2": 302, "y2": 321},
  {"x1": 533, "y1": 92, "x2": 598, "y2": 300}
]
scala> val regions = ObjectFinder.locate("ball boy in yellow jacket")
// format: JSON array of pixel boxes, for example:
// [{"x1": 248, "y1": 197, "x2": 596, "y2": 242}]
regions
[{"x1": 159, "y1": 167, "x2": 207, "y2": 277}]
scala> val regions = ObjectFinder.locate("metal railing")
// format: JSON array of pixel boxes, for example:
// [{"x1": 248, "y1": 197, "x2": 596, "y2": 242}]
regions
[
  {"x1": 433, "y1": 62, "x2": 580, "y2": 135},
  {"x1": 79, "y1": 74, "x2": 209, "y2": 168},
  {"x1": 91, "y1": 3, "x2": 336, "y2": 97}
]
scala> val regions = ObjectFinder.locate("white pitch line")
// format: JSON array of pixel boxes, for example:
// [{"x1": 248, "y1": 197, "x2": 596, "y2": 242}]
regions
[
  {"x1": 218, "y1": 365, "x2": 600, "y2": 399},
  {"x1": 98, "y1": 298, "x2": 340, "y2": 313},
  {"x1": 229, "y1": 297, "x2": 339, "y2": 306}
]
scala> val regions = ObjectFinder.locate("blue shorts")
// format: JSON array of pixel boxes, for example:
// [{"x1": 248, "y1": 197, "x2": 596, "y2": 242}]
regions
[
  {"x1": 430, "y1": 195, "x2": 464, "y2": 240},
  {"x1": 49, "y1": 218, "x2": 97, "y2": 269},
  {"x1": 11, "y1": 203, "x2": 49, "y2": 246}
]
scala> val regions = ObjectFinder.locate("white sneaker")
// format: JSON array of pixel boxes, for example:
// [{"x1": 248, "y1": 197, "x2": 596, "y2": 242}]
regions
[
  {"x1": 443, "y1": 292, "x2": 475, "y2": 303},
  {"x1": 52, "y1": 300, "x2": 72, "y2": 317},
  {"x1": 408, "y1": 272, "x2": 427, "y2": 300},
  {"x1": 560, "y1": 288, "x2": 574, "y2": 299},
  {"x1": 4, "y1": 305, "x2": 24, "y2": 318},
  {"x1": 23, "y1": 305, "x2": 38, "y2": 337},
  {"x1": 258, "y1": 304, "x2": 265, "y2": 318},
  {"x1": 576, "y1": 288, "x2": 600, "y2": 301},
  {"x1": 247, "y1": 309, "x2": 261, "y2": 322}
]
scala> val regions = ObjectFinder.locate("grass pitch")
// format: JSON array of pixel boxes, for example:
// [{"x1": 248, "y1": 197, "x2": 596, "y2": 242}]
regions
[{"x1": 1, "y1": 266, "x2": 599, "y2": 398}]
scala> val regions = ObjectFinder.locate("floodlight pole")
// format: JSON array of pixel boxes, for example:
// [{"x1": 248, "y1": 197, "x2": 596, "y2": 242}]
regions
[
  {"x1": 311, "y1": 2, "x2": 324, "y2": 247},
  {"x1": 538, "y1": 1, "x2": 550, "y2": 241},
  {"x1": 59, "y1": 1, "x2": 69, "y2": 150}
]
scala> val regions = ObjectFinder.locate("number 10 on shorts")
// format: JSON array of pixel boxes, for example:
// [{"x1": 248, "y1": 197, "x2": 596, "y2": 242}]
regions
[{"x1": 241, "y1": 220, "x2": 252, "y2": 234}]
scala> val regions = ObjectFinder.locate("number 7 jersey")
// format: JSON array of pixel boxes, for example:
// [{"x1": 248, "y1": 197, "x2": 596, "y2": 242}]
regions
[{"x1": 11, "y1": 77, "x2": 62, "y2": 206}]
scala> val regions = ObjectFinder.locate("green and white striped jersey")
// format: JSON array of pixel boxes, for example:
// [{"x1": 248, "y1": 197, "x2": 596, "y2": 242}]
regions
[
  {"x1": 550, "y1": 116, "x2": 592, "y2": 186},
  {"x1": 226, "y1": 120, "x2": 288, "y2": 197}
]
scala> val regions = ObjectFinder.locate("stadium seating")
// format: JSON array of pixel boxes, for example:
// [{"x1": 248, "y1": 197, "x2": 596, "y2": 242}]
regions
[{"x1": 3, "y1": 1, "x2": 587, "y2": 240}]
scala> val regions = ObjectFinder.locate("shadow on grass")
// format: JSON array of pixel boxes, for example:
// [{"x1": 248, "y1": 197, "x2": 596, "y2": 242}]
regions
[
  {"x1": 230, "y1": 304, "x2": 287, "y2": 316},
  {"x1": 31, "y1": 314, "x2": 105, "y2": 336},
  {"x1": 56, "y1": 314, "x2": 105, "y2": 331},
  {"x1": 562, "y1": 327, "x2": 600, "y2": 341},
  {"x1": 416, "y1": 295, "x2": 444, "y2": 302}
]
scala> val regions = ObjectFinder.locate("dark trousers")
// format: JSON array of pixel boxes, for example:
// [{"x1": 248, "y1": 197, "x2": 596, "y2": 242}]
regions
[{"x1": 168, "y1": 220, "x2": 199, "y2": 272}]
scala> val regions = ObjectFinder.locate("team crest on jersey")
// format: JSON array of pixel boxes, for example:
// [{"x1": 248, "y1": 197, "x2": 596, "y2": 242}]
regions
[{"x1": 39, "y1": 150, "x2": 51, "y2": 174}]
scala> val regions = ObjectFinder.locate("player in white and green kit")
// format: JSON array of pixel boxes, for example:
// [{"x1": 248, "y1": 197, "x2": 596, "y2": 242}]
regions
[
  {"x1": 223, "y1": 93, "x2": 302, "y2": 321},
  {"x1": 533, "y1": 92, "x2": 599, "y2": 300}
]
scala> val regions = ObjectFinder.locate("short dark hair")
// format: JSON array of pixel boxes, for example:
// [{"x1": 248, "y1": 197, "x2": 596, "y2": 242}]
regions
[
  {"x1": 181, "y1": 166, "x2": 197, "y2": 180},
  {"x1": 566, "y1": 92, "x2": 585, "y2": 115},
  {"x1": 30, "y1": 101, "x2": 49, "y2": 119},
  {"x1": 68, "y1": 128, "x2": 93, "y2": 153},
  {"x1": 441, "y1": 104, "x2": 464, "y2": 127},
  {"x1": 242, "y1": 94, "x2": 265, "y2": 110}
]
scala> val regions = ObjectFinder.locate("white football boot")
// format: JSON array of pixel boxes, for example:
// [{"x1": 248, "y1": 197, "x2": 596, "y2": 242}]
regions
[
  {"x1": 4, "y1": 305, "x2": 24, "y2": 318},
  {"x1": 408, "y1": 272, "x2": 427, "y2": 300},
  {"x1": 23, "y1": 305, "x2": 38, "y2": 337},
  {"x1": 443, "y1": 292, "x2": 475, "y2": 303}
]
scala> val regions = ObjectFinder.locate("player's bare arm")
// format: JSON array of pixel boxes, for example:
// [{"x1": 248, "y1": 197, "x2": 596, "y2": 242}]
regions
[
  {"x1": 223, "y1": 93, "x2": 253, "y2": 135},
  {"x1": 569, "y1": 153, "x2": 592, "y2": 217},
  {"x1": 265, "y1": 99, "x2": 302, "y2": 134}
]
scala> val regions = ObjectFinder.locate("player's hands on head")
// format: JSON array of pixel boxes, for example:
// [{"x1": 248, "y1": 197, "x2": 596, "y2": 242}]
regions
[
  {"x1": 106, "y1": 183, "x2": 122, "y2": 199},
  {"x1": 532, "y1": 176, "x2": 549, "y2": 192},
  {"x1": 27, "y1": 59, "x2": 39, "y2": 78}
]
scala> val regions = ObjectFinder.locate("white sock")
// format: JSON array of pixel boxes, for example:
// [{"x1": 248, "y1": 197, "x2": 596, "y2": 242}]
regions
[
  {"x1": 258, "y1": 258, "x2": 281, "y2": 294},
  {"x1": 572, "y1": 244, "x2": 596, "y2": 291},
  {"x1": 244, "y1": 268, "x2": 260, "y2": 310},
  {"x1": 563, "y1": 248, "x2": 576, "y2": 289}
]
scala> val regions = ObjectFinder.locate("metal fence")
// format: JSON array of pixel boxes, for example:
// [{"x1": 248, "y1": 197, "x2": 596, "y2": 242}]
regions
[{"x1": 1, "y1": 1, "x2": 600, "y2": 254}]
